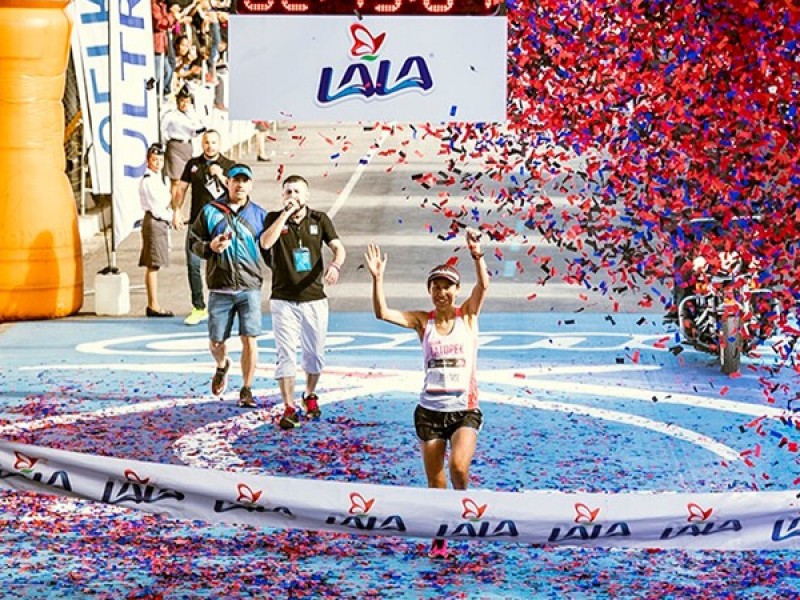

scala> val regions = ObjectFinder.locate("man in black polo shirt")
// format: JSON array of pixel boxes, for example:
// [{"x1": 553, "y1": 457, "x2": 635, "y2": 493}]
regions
[
  {"x1": 260, "y1": 174, "x2": 346, "y2": 430},
  {"x1": 172, "y1": 129, "x2": 235, "y2": 325}
]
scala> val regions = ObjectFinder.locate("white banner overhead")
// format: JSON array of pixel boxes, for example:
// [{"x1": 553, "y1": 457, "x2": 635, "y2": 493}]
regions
[
  {"x1": 2, "y1": 442, "x2": 800, "y2": 550},
  {"x1": 228, "y1": 16, "x2": 508, "y2": 122}
]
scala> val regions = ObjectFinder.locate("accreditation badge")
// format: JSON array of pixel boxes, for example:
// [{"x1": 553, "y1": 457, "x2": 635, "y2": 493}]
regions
[{"x1": 293, "y1": 247, "x2": 312, "y2": 272}]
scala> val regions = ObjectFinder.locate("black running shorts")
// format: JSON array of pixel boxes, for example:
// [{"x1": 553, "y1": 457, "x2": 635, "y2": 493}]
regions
[{"x1": 414, "y1": 404, "x2": 483, "y2": 442}]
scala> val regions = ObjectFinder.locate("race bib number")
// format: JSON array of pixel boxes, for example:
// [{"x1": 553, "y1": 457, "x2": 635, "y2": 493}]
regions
[
  {"x1": 293, "y1": 247, "x2": 312, "y2": 272},
  {"x1": 424, "y1": 358, "x2": 467, "y2": 393}
]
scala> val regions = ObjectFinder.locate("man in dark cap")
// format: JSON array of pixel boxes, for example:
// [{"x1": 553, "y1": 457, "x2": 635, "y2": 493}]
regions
[{"x1": 189, "y1": 163, "x2": 268, "y2": 408}]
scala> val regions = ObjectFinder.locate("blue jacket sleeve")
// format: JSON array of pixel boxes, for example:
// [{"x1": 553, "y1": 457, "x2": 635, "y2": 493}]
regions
[{"x1": 189, "y1": 208, "x2": 213, "y2": 259}]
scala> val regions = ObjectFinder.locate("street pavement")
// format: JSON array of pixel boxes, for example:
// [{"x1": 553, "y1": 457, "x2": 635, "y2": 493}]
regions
[
  {"x1": 5, "y1": 128, "x2": 799, "y2": 600},
  {"x1": 81, "y1": 122, "x2": 666, "y2": 319}
]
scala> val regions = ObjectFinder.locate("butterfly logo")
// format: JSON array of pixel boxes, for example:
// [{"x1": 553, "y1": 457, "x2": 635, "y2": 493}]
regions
[
  {"x1": 237, "y1": 483, "x2": 262, "y2": 504},
  {"x1": 574, "y1": 503, "x2": 601, "y2": 524},
  {"x1": 123, "y1": 469, "x2": 150, "y2": 485},
  {"x1": 461, "y1": 497, "x2": 487, "y2": 521},
  {"x1": 13, "y1": 451, "x2": 39, "y2": 473},
  {"x1": 349, "y1": 24, "x2": 386, "y2": 62},
  {"x1": 348, "y1": 492, "x2": 375, "y2": 515},
  {"x1": 687, "y1": 502, "x2": 713, "y2": 522}
]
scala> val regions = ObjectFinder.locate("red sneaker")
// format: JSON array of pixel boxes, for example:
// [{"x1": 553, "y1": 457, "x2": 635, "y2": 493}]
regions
[
  {"x1": 428, "y1": 539, "x2": 448, "y2": 559},
  {"x1": 278, "y1": 406, "x2": 300, "y2": 430},
  {"x1": 302, "y1": 392, "x2": 321, "y2": 419}
]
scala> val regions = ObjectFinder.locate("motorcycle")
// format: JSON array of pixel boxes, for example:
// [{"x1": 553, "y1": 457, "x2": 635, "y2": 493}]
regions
[{"x1": 675, "y1": 218, "x2": 779, "y2": 374}]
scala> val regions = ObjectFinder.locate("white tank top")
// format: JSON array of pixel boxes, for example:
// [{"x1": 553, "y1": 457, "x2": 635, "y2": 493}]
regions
[{"x1": 419, "y1": 308, "x2": 478, "y2": 411}]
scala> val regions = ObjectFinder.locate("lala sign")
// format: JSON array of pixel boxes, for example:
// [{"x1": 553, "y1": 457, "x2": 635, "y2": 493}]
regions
[{"x1": 317, "y1": 23, "x2": 433, "y2": 105}]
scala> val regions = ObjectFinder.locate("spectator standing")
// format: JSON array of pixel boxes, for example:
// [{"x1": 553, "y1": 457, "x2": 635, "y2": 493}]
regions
[
  {"x1": 166, "y1": 1, "x2": 194, "y2": 95},
  {"x1": 213, "y1": 0, "x2": 231, "y2": 63},
  {"x1": 364, "y1": 229, "x2": 489, "y2": 558},
  {"x1": 161, "y1": 86, "x2": 205, "y2": 198},
  {"x1": 151, "y1": 0, "x2": 175, "y2": 101},
  {"x1": 173, "y1": 33, "x2": 203, "y2": 91},
  {"x1": 189, "y1": 164, "x2": 268, "y2": 408},
  {"x1": 259, "y1": 175, "x2": 346, "y2": 430},
  {"x1": 172, "y1": 130, "x2": 235, "y2": 325},
  {"x1": 138, "y1": 143, "x2": 174, "y2": 317},
  {"x1": 194, "y1": 0, "x2": 217, "y2": 84},
  {"x1": 168, "y1": 0, "x2": 199, "y2": 27},
  {"x1": 254, "y1": 121, "x2": 275, "y2": 162},
  {"x1": 209, "y1": 0, "x2": 230, "y2": 70}
]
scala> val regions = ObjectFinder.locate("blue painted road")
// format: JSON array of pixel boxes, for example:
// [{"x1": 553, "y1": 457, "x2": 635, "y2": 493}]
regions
[{"x1": 1, "y1": 313, "x2": 799, "y2": 598}]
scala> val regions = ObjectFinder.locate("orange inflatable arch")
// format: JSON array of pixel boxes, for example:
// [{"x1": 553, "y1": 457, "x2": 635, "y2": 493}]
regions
[{"x1": 0, "y1": 0, "x2": 82, "y2": 321}]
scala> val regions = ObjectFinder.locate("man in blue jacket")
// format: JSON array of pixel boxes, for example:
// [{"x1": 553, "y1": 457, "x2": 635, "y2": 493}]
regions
[{"x1": 189, "y1": 163, "x2": 266, "y2": 408}]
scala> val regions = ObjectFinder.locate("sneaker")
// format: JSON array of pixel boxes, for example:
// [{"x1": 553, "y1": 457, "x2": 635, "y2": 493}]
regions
[
  {"x1": 302, "y1": 392, "x2": 321, "y2": 419},
  {"x1": 278, "y1": 406, "x2": 300, "y2": 430},
  {"x1": 211, "y1": 358, "x2": 231, "y2": 396},
  {"x1": 237, "y1": 386, "x2": 257, "y2": 408},
  {"x1": 184, "y1": 307, "x2": 208, "y2": 326},
  {"x1": 429, "y1": 539, "x2": 448, "y2": 559}
]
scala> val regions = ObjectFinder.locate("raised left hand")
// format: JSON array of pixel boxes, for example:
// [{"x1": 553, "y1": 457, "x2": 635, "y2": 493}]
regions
[{"x1": 466, "y1": 227, "x2": 482, "y2": 256}]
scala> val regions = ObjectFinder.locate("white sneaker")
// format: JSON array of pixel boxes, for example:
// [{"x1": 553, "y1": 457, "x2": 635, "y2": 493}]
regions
[{"x1": 184, "y1": 308, "x2": 208, "y2": 326}]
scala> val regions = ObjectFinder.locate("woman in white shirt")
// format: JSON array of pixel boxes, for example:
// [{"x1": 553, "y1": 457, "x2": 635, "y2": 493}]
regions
[
  {"x1": 160, "y1": 86, "x2": 205, "y2": 199},
  {"x1": 139, "y1": 143, "x2": 174, "y2": 317}
]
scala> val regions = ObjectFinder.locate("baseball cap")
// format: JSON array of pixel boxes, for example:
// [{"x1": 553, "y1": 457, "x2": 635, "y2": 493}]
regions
[
  {"x1": 227, "y1": 164, "x2": 253, "y2": 180},
  {"x1": 427, "y1": 264, "x2": 460, "y2": 287},
  {"x1": 147, "y1": 143, "x2": 165, "y2": 156}
]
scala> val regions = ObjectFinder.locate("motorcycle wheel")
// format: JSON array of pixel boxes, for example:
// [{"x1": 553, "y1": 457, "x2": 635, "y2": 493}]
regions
[{"x1": 720, "y1": 314, "x2": 742, "y2": 375}]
